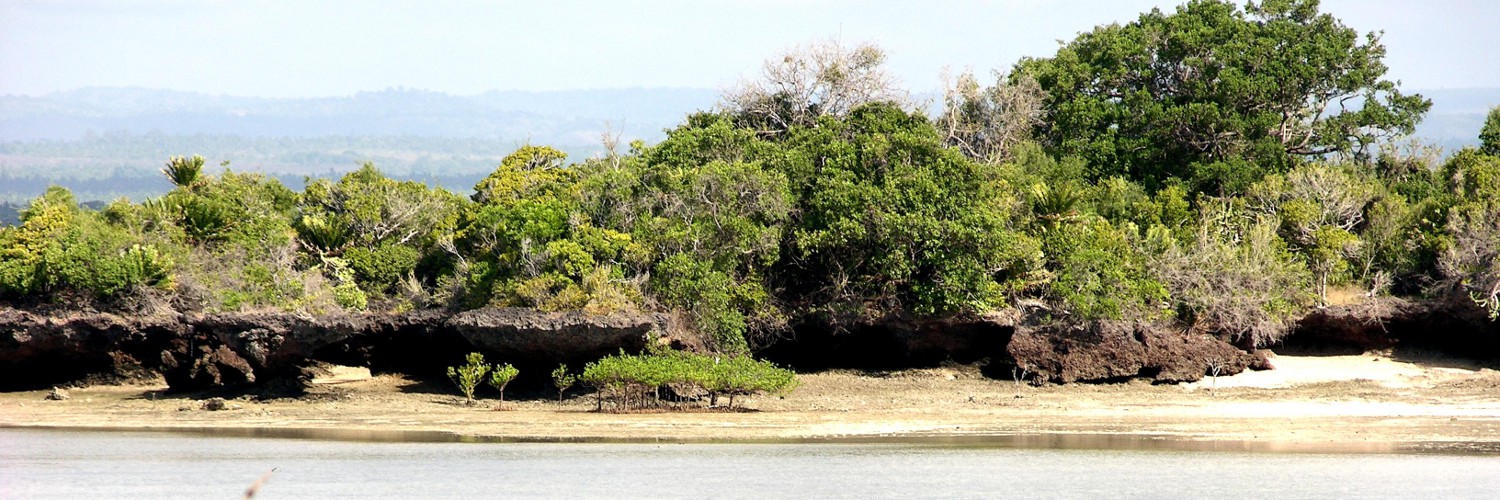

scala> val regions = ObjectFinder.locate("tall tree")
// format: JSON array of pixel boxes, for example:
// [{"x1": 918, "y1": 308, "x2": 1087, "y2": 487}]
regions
[
  {"x1": 1015, "y1": 0, "x2": 1430, "y2": 193},
  {"x1": 1480, "y1": 106, "x2": 1500, "y2": 156}
]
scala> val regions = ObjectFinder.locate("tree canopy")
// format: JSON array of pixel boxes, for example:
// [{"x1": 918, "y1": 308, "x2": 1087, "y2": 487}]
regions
[
  {"x1": 1015, "y1": 0, "x2": 1430, "y2": 193},
  {"x1": 5, "y1": 4, "x2": 1497, "y2": 356}
]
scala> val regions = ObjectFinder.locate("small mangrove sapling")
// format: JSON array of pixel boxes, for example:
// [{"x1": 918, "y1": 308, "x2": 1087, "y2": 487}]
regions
[
  {"x1": 552, "y1": 364, "x2": 576, "y2": 402},
  {"x1": 489, "y1": 363, "x2": 520, "y2": 402},
  {"x1": 447, "y1": 352, "x2": 490, "y2": 404}
]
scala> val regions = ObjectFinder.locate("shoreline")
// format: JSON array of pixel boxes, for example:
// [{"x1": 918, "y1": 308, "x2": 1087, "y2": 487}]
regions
[
  {"x1": 4, "y1": 353, "x2": 1499, "y2": 454},
  {"x1": 4, "y1": 423, "x2": 1494, "y2": 455}
]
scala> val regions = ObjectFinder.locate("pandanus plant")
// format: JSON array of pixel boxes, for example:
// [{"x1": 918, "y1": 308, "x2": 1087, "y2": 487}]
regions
[{"x1": 162, "y1": 155, "x2": 205, "y2": 190}]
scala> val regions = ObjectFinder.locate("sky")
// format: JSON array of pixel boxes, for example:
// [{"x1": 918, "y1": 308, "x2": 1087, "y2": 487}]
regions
[{"x1": 2, "y1": 0, "x2": 1497, "y2": 98}]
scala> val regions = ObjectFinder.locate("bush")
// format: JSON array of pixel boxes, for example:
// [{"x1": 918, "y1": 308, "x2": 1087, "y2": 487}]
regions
[
  {"x1": 0, "y1": 187, "x2": 177, "y2": 300},
  {"x1": 488, "y1": 363, "x2": 519, "y2": 402},
  {"x1": 345, "y1": 242, "x2": 421, "y2": 294},
  {"x1": 580, "y1": 351, "x2": 797, "y2": 411},
  {"x1": 1150, "y1": 220, "x2": 1315, "y2": 347},
  {"x1": 551, "y1": 364, "x2": 576, "y2": 402},
  {"x1": 446, "y1": 352, "x2": 489, "y2": 404},
  {"x1": 1039, "y1": 217, "x2": 1169, "y2": 321}
]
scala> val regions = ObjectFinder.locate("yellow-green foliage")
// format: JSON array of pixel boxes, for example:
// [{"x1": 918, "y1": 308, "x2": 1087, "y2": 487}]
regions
[
  {"x1": 471, "y1": 145, "x2": 571, "y2": 204},
  {"x1": 0, "y1": 187, "x2": 177, "y2": 299},
  {"x1": 446, "y1": 352, "x2": 490, "y2": 403},
  {"x1": 551, "y1": 364, "x2": 576, "y2": 401},
  {"x1": 161, "y1": 155, "x2": 205, "y2": 189},
  {"x1": 454, "y1": 145, "x2": 640, "y2": 313},
  {"x1": 581, "y1": 351, "x2": 798, "y2": 410},
  {"x1": 487, "y1": 363, "x2": 519, "y2": 402}
]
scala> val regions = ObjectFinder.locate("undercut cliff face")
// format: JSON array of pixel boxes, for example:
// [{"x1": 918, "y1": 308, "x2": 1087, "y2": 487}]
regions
[
  {"x1": 1286, "y1": 298, "x2": 1500, "y2": 357},
  {"x1": 448, "y1": 308, "x2": 663, "y2": 367},
  {"x1": 3, "y1": 298, "x2": 1496, "y2": 392},
  {"x1": 757, "y1": 312, "x2": 1018, "y2": 371},
  {"x1": 0, "y1": 307, "x2": 664, "y2": 392}
]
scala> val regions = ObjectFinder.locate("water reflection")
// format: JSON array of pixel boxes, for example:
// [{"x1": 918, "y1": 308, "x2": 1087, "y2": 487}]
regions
[
  {"x1": 8, "y1": 423, "x2": 1493, "y2": 455},
  {"x1": 2, "y1": 428, "x2": 1497, "y2": 500}
]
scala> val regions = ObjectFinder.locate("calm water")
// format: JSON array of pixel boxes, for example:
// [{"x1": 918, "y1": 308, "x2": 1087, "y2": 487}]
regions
[{"x1": 2, "y1": 428, "x2": 1498, "y2": 499}]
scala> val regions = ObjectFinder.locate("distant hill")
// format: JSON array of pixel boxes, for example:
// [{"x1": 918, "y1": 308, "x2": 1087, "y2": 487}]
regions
[
  {"x1": 0, "y1": 86, "x2": 1493, "y2": 203},
  {"x1": 0, "y1": 87, "x2": 720, "y2": 202},
  {"x1": 1412, "y1": 88, "x2": 1500, "y2": 152},
  {"x1": 0, "y1": 202, "x2": 18, "y2": 227},
  {"x1": 0, "y1": 87, "x2": 719, "y2": 143}
]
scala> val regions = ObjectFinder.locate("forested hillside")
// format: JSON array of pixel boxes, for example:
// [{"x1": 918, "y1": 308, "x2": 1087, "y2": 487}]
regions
[{"x1": 3, "y1": 0, "x2": 1499, "y2": 359}]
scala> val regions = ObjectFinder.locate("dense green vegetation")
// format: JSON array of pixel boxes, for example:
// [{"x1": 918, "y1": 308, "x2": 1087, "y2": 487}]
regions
[
  {"x1": 1015, "y1": 0, "x2": 1430, "y2": 193},
  {"x1": 581, "y1": 351, "x2": 798, "y2": 410},
  {"x1": 3, "y1": 0, "x2": 1498, "y2": 356}
]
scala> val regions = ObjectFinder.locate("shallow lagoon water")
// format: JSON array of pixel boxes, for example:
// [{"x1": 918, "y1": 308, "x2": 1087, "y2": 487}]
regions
[{"x1": 2, "y1": 428, "x2": 1497, "y2": 499}]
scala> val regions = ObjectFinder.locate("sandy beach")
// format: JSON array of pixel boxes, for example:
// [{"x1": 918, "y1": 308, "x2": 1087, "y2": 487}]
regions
[{"x1": 4, "y1": 352, "x2": 1499, "y2": 452}]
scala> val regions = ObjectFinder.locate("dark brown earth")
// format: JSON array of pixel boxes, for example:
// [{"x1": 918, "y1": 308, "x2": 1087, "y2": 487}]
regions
[
  {"x1": 0, "y1": 307, "x2": 663, "y2": 392},
  {"x1": 3, "y1": 298, "x2": 1498, "y2": 393}
]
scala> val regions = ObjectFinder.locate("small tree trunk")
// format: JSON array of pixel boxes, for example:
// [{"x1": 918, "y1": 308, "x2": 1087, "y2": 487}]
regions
[{"x1": 1317, "y1": 271, "x2": 1328, "y2": 306}]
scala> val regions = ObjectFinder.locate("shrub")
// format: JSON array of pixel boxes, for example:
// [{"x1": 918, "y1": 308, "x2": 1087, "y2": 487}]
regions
[
  {"x1": 580, "y1": 351, "x2": 797, "y2": 412},
  {"x1": 345, "y1": 242, "x2": 421, "y2": 294},
  {"x1": 0, "y1": 187, "x2": 178, "y2": 301},
  {"x1": 551, "y1": 364, "x2": 576, "y2": 402},
  {"x1": 1150, "y1": 221, "x2": 1315, "y2": 347},
  {"x1": 161, "y1": 155, "x2": 205, "y2": 189},
  {"x1": 446, "y1": 352, "x2": 490, "y2": 404},
  {"x1": 488, "y1": 363, "x2": 519, "y2": 402},
  {"x1": 321, "y1": 257, "x2": 367, "y2": 311},
  {"x1": 1040, "y1": 217, "x2": 1169, "y2": 321}
]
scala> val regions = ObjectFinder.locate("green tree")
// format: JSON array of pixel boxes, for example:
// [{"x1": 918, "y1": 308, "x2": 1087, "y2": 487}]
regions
[
  {"x1": 297, "y1": 164, "x2": 458, "y2": 298},
  {"x1": 471, "y1": 145, "x2": 570, "y2": 205},
  {"x1": 452, "y1": 146, "x2": 638, "y2": 312},
  {"x1": 601, "y1": 117, "x2": 794, "y2": 351},
  {"x1": 775, "y1": 103, "x2": 1043, "y2": 321},
  {"x1": 1438, "y1": 149, "x2": 1500, "y2": 318},
  {"x1": 0, "y1": 187, "x2": 176, "y2": 300},
  {"x1": 551, "y1": 364, "x2": 576, "y2": 402},
  {"x1": 1015, "y1": 0, "x2": 1430, "y2": 192},
  {"x1": 1480, "y1": 106, "x2": 1500, "y2": 156},
  {"x1": 447, "y1": 352, "x2": 490, "y2": 404},
  {"x1": 298, "y1": 163, "x2": 455, "y2": 254},
  {"x1": 1037, "y1": 217, "x2": 1168, "y2": 321},
  {"x1": 1248, "y1": 163, "x2": 1377, "y2": 303},
  {"x1": 487, "y1": 363, "x2": 519, "y2": 402},
  {"x1": 160, "y1": 170, "x2": 307, "y2": 311}
]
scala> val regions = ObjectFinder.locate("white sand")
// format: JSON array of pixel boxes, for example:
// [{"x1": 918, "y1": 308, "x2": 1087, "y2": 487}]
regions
[{"x1": 1186, "y1": 352, "x2": 1488, "y2": 390}]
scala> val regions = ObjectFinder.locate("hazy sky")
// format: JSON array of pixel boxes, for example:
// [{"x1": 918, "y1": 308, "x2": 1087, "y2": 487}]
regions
[{"x1": 2, "y1": 0, "x2": 1497, "y2": 98}]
